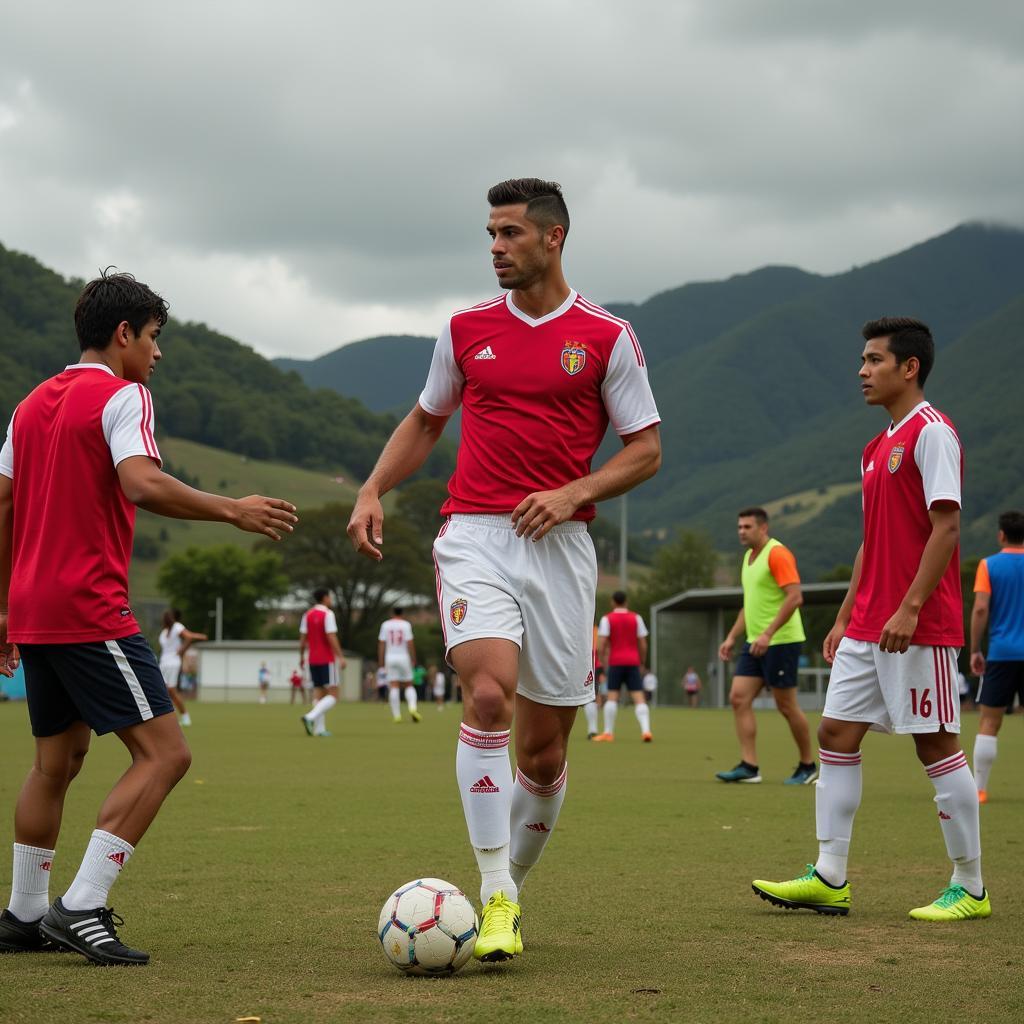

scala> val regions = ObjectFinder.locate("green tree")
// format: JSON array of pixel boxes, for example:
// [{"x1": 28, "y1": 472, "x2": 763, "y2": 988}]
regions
[
  {"x1": 157, "y1": 544, "x2": 288, "y2": 639},
  {"x1": 628, "y1": 528, "x2": 718, "y2": 622}
]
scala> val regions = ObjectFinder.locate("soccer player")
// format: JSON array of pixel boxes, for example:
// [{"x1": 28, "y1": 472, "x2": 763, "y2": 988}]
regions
[
  {"x1": 431, "y1": 664, "x2": 447, "y2": 710},
  {"x1": 257, "y1": 661, "x2": 271, "y2": 704},
  {"x1": 378, "y1": 606, "x2": 421, "y2": 723},
  {"x1": 683, "y1": 665, "x2": 701, "y2": 708},
  {"x1": 593, "y1": 591, "x2": 652, "y2": 742},
  {"x1": 157, "y1": 608, "x2": 207, "y2": 727},
  {"x1": 289, "y1": 666, "x2": 306, "y2": 705},
  {"x1": 716, "y1": 508, "x2": 815, "y2": 784},
  {"x1": 299, "y1": 588, "x2": 345, "y2": 737},
  {"x1": 752, "y1": 317, "x2": 990, "y2": 921},
  {"x1": 969, "y1": 510, "x2": 1024, "y2": 803},
  {"x1": 348, "y1": 178, "x2": 660, "y2": 961},
  {"x1": 0, "y1": 271, "x2": 296, "y2": 964}
]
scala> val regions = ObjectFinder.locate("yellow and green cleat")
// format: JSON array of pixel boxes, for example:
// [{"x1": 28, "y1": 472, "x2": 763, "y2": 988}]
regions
[
  {"x1": 752, "y1": 865, "x2": 851, "y2": 916},
  {"x1": 473, "y1": 890, "x2": 523, "y2": 962},
  {"x1": 909, "y1": 885, "x2": 991, "y2": 921}
]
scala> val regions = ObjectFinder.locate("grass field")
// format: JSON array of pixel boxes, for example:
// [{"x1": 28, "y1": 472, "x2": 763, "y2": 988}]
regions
[{"x1": 0, "y1": 703, "x2": 1021, "y2": 1024}]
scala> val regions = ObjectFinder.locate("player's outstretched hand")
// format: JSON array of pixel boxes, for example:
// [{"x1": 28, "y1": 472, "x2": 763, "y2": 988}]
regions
[
  {"x1": 0, "y1": 614, "x2": 19, "y2": 678},
  {"x1": 822, "y1": 623, "x2": 846, "y2": 665},
  {"x1": 234, "y1": 495, "x2": 298, "y2": 540},
  {"x1": 348, "y1": 492, "x2": 384, "y2": 561},
  {"x1": 512, "y1": 487, "x2": 579, "y2": 541},
  {"x1": 970, "y1": 651, "x2": 986, "y2": 677},
  {"x1": 878, "y1": 606, "x2": 917, "y2": 655}
]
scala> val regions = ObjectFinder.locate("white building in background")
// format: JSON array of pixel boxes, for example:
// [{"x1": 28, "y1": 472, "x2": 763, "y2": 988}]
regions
[{"x1": 192, "y1": 641, "x2": 364, "y2": 702}]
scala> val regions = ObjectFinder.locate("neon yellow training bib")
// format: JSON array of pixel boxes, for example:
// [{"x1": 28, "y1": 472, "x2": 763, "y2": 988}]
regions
[{"x1": 741, "y1": 538, "x2": 805, "y2": 645}]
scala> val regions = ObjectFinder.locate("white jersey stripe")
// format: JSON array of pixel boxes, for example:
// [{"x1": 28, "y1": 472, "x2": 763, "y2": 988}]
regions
[
  {"x1": 452, "y1": 296, "x2": 505, "y2": 318},
  {"x1": 136, "y1": 385, "x2": 158, "y2": 460},
  {"x1": 571, "y1": 299, "x2": 645, "y2": 366},
  {"x1": 105, "y1": 641, "x2": 154, "y2": 721}
]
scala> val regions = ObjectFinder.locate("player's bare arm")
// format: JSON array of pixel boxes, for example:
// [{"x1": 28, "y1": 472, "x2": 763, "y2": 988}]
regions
[
  {"x1": 969, "y1": 591, "x2": 990, "y2": 676},
  {"x1": 823, "y1": 544, "x2": 864, "y2": 665},
  {"x1": 407, "y1": 639, "x2": 417, "y2": 664},
  {"x1": 750, "y1": 583, "x2": 804, "y2": 656},
  {"x1": 298, "y1": 634, "x2": 308, "y2": 667},
  {"x1": 377, "y1": 640, "x2": 386, "y2": 669},
  {"x1": 348, "y1": 404, "x2": 450, "y2": 561},
  {"x1": 0, "y1": 474, "x2": 18, "y2": 676},
  {"x1": 117, "y1": 456, "x2": 297, "y2": 540},
  {"x1": 329, "y1": 632, "x2": 347, "y2": 670},
  {"x1": 598, "y1": 636, "x2": 610, "y2": 668},
  {"x1": 719, "y1": 608, "x2": 745, "y2": 662},
  {"x1": 878, "y1": 503, "x2": 959, "y2": 654},
  {"x1": 512, "y1": 425, "x2": 661, "y2": 540}
]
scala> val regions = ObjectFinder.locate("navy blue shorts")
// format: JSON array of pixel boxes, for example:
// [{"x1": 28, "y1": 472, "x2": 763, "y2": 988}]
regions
[
  {"x1": 606, "y1": 665, "x2": 643, "y2": 693},
  {"x1": 734, "y1": 641, "x2": 802, "y2": 689},
  {"x1": 309, "y1": 663, "x2": 338, "y2": 689},
  {"x1": 978, "y1": 661, "x2": 1024, "y2": 709},
  {"x1": 20, "y1": 634, "x2": 175, "y2": 738}
]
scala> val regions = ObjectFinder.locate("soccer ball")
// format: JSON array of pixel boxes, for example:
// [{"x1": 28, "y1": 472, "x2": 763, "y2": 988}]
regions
[{"x1": 377, "y1": 878, "x2": 478, "y2": 976}]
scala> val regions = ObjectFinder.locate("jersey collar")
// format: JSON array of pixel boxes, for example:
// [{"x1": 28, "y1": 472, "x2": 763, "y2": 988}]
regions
[
  {"x1": 887, "y1": 400, "x2": 931, "y2": 437},
  {"x1": 504, "y1": 289, "x2": 577, "y2": 327},
  {"x1": 65, "y1": 363, "x2": 115, "y2": 375}
]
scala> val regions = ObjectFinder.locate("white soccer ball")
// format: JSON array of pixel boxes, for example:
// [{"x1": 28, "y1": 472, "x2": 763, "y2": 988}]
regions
[{"x1": 377, "y1": 878, "x2": 478, "y2": 976}]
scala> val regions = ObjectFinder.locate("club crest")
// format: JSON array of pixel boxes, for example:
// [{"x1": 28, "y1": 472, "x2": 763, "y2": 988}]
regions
[
  {"x1": 560, "y1": 340, "x2": 587, "y2": 376},
  {"x1": 450, "y1": 598, "x2": 468, "y2": 626},
  {"x1": 888, "y1": 444, "x2": 905, "y2": 473}
]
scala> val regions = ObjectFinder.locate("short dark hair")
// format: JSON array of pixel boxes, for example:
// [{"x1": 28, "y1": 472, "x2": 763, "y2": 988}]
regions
[
  {"x1": 313, "y1": 587, "x2": 330, "y2": 604},
  {"x1": 392, "y1": 606, "x2": 404, "y2": 617},
  {"x1": 999, "y1": 510, "x2": 1024, "y2": 545},
  {"x1": 862, "y1": 316, "x2": 934, "y2": 386},
  {"x1": 74, "y1": 269, "x2": 169, "y2": 353},
  {"x1": 487, "y1": 178, "x2": 570, "y2": 248},
  {"x1": 612, "y1": 590, "x2": 627, "y2": 605},
  {"x1": 737, "y1": 507, "x2": 768, "y2": 524}
]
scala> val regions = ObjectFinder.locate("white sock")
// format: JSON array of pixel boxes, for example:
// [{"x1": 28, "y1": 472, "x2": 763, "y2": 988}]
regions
[
  {"x1": 583, "y1": 701, "x2": 599, "y2": 734},
  {"x1": 307, "y1": 694, "x2": 336, "y2": 730},
  {"x1": 62, "y1": 830, "x2": 133, "y2": 911},
  {"x1": 389, "y1": 687, "x2": 401, "y2": 718},
  {"x1": 603, "y1": 700, "x2": 619, "y2": 736},
  {"x1": 973, "y1": 734, "x2": 997, "y2": 792},
  {"x1": 509, "y1": 764, "x2": 567, "y2": 896},
  {"x1": 404, "y1": 685, "x2": 418, "y2": 712},
  {"x1": 7, "y1": 843, "x2": 54, "y2": 922},
  {"x1": 180, "y1": 712, "x2": 192, "y2": 725},
  {"x1": 456, "y1": 723, "x2": 516, "y2": 904},
  {"x1": 634, "y1": 702, "x2": 651, "y2": 734},
  {"x1": 925, "y1": 751, "x2": 983, "y2": 896},
  {"x1": 814, "y1": 749, "x2": 862, "y2": 886}
]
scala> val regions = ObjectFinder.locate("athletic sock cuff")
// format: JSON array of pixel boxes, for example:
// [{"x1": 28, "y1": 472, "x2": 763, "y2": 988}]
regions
[
  {"x1": 925, "y1": 750, "x2": 968, "y2": 778},
  {"x1": 515, "y1": 764, "x2": 567, "y2": 798},
  {"x1": 819, "y1": 749, "x2": 862, "y2": 766},
  {"x1": 13, "y1": 843, "x2": 55, "y2": 858},
  {"x1": 459, "y1": 723, "x2": 510, "y2": 749}
]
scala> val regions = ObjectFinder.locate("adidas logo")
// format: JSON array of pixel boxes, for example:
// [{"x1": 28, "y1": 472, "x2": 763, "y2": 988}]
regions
[
  {"x1": 40, "y1": 861, "x2": 52, "y2": 871},
  {"x1": 585, "y1": 670, "x2": 594, "y2": 686},
  {"x1": 107, "y1": 851, "x2": 127, "y2": 868},
  {"x1": 938, "y1": 810, "x2": 952, "y2": 820},
  {"x1": 866, "y1": 460, "x2": 875, "y2": 472},
  {"x1": 525, "y1": 822, "x2": 550, "y2": 833},
  {"x1": 470, "y1": 775, "x2": 500, "y2": 793},
  {"x1": 474, "y1": 346, "x2": 497, "y2": 360}
]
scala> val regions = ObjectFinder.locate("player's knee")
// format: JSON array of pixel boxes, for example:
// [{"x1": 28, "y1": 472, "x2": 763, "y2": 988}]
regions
[
  {"x1": 66, "y1": 744, "x2": 90, "y2": 783},
  {"x1": 159, "y1": 742, "x2": 192, "y2": 784},
  {"x1": 519, "y1": 748, "x2": 564, "y2": 787},
  {"x1": 817, "y1": 718, "x2": 844, "y2": 748},
  {"x1": 468, "y1": 679, "x2": 512, "y2": 729},
  {"x1": 729, "y1": 692, "x2": 749, "y2": 712}
]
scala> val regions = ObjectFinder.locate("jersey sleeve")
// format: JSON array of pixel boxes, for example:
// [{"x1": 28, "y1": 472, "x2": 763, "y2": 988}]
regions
[
  {"x1": 404, "y1": 622, "x2": 414, "y2": 642},
  {"x1": 974, "y1": 559, "x2": 991, "y2": 594},
  {"x1": 601, "y1": 327, "x2": 661, "y2": 436},
  {"x1": 636, "y1": 616, "x2": 650, "y2": 638},
  {"x1": 0, "y1": 414, "x2": 14, "y2": 480},
  {"x1": 377, "y1": 622, "x2": 387, "y2": 642},
  {"x1": 768, "y1": 545, "x2": 801, "y2": 587},
  {"x1": 597, "y1": 615, "x2": 611, "y2": 638},
  {"x1": 324, "y1": 609, "x2": 338, "y2": 635},
  {"x1": 298, "y1": 612, "x2": 308, "y2": 635},
  {"x1": 914, "y1": 420, "x2": 961, "y2": 508},
  {"x1": 102, "y1": 384, "x2": 162, "y2": 468},
  {"x1": 418, "y1": 321, "x2": 464, "y2": 417}
]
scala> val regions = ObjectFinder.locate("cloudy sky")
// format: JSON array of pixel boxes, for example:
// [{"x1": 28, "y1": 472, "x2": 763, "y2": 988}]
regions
[{"x1": 1, "y1": 1, "x2": 1021, "y2": 359}]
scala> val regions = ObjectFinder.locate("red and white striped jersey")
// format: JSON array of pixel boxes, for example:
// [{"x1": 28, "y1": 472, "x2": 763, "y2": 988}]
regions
[
  {"x1": 846, "y1": 401, "x2": 964, "y2": 647},
  {"x1": 299, "y1": 604, "x2": 338, "y2": 665},
  {"x1": 0, "y1": 364, "x2": 161, "y2": 643},
  {"x1": 418, "y1": 290, "x2": 660, "y2": 521}
]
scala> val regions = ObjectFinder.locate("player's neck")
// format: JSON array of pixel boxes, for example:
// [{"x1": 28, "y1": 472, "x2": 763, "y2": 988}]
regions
[
  {"x1": 509, "y1": 273, "x2": 571, "y2": 321},
  {"x1": 79, "y1": 349, "x2": 125, "y2": 378},
  {"x1": 884, "y1": 389, "x2": 926, "y2": 426},
  {"x1": 748, "y1": 536, "x2": 769, "y2": 559}
]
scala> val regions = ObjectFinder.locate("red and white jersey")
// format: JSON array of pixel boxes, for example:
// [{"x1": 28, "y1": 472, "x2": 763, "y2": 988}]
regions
[
  {"x1": 299, "y1": 604, "x2": 338, "y2": 665},
  {"x1": 418, "y1": 290, "x2": 660, "y2": 521},
  {"x1": 378, "y1": 616, "x2": 413, "y2": 659},
  {"x1": 0, "y1": 364, "x2": 160, "y2": 644},
  {"x1": 846, "y1": 401, "x2": 964, "y2": 647},
  {"x1": 597, "y1": 607, "x2": 649, "y2": 667}
]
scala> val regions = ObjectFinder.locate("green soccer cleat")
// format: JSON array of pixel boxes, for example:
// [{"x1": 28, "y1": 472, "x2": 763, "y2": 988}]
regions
[
  {"x1": 410, "y1": 709, "x2": 422, "y2": 723},
  {"x1": 752, "y1": 865, "x2": 851, "y2": 916},
  {"x1": 473, "y1": 890, "x2": 523, "y2": 962},
  {"x1": 908, "y1": 885, "x2": 991, "y2": 921},
  {"x1": 716, "y1": 762, "x2": 761, "y2": 783}
]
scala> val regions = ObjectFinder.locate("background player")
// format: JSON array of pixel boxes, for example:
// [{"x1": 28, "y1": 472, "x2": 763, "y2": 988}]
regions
[
  {"x1": 716, "y1": 508, "x2": 814, "y2": 784},
  {"x1": 348, "y1": 178, "x2": 660, "y2": 962},
  {"x1": 157, "y1": 608, "x2": 206, "y2": 727},
  {"x1": 431, "y1": 663, "x2": 447, "y2": 710},
  {"x1": 969, "y1": 509, "x2": 1024, "y2": 803},
  {"x1": 594, "y1": 591, "x2": 652, "y2": 742},
  {"x1": 299, "y1": 588, "x2": 345, "y2": 737},
  {"x1": 0, "y1": 271, "x2": 296, "y2": 964},
  {"x1": 378, "y1": 606, "x2": 421, "y2": 723},
  {"x1": 683, "y1": 665, "x2": 702, "y2": 708},
  {"x1": 753, "y1": 317, "x2": 989, "y2": 922}
]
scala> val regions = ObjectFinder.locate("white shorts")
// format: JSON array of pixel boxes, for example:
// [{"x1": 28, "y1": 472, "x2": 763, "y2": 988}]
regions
[
  {"x1": 160, "y1": 660, "x2": 181, "y2": 688},
  {"x1": 433, "y1": 679, "x2": 445, "y2": 698},
  {"x1": 823, "y1": 637, "x2": 961, "y2": 735},
  {"x1": 433, "y1": 514, "x2": 598, "y2": 707},
  {"x1": 385, "y1": 656, "x2": 413, "y2": 683}
]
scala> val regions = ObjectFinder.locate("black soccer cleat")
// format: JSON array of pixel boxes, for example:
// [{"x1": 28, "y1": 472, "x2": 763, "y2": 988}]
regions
[
  {"x1": 39, "y1": 898, "x2": 150, "y2": 966},
  {"x1": 0, "y1": 908, "x2": 53, "y2": 952}
]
